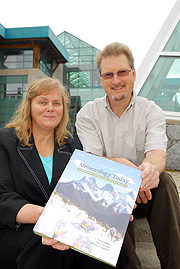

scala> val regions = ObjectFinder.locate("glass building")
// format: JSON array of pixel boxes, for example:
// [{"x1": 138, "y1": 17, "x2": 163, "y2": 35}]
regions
[
  {"x1": 1, "y1": 2, "x2": 179, "y2": 132},
  {"x1": 58, "y1": 32, "x2": 104, "y2": 134},
  {"x1": 136, "y1": 1, "x2": 180, "y2": 121},
  {"x1": 0, "y1": 25, "x2": 68, "y2": 127}
]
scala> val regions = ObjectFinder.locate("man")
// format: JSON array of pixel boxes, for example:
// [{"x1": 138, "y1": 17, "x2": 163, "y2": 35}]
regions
[{"x1": 75, "y1": 42, "x2": 180, "y2": 268}]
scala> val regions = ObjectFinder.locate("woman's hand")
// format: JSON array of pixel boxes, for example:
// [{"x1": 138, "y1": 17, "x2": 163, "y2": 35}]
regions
[
  {"x1": 16, "y1": 204, "x2": 44, "y2": 224},
  {"x1": 129, "y1": 203, "x2": 137, "y2": 222},
  {"x1": 42, "y1": 237, "x2": 70, "y2": 251}
]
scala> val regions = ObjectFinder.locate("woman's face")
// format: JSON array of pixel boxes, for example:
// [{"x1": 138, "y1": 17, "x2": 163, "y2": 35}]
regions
[{"x1": 31, "y1": 88, "x2": 63, "y2": 133}]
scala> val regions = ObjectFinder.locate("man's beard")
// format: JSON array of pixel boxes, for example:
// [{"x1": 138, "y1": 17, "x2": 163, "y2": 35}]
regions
[{"x1": 112, "y1": 91, "x2": 127, "y2": 101}]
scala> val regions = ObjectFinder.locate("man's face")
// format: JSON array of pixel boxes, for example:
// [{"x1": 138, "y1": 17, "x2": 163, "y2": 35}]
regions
[{"x1": 100, "y1": 54, "x2": 136, "y2": 103}]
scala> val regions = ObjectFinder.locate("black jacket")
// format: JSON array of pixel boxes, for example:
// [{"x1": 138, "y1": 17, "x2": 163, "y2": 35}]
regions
[{"x1": 0, "y1": 128, "x2": 82, "y2": 230}]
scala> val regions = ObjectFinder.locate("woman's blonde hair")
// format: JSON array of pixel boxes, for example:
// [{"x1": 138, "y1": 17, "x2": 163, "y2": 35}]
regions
[
  {"x1": 96, "y1": 42, "x2": 134, "y2": 74},
  {"x1": 6, "y1": 77, "x2": 71, "y2": 146}
]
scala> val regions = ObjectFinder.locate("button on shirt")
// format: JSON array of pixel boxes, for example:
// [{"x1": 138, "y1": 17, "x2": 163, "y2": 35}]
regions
[{"x1": 76, "y1": 91, "x2": 167, "y2": 166}]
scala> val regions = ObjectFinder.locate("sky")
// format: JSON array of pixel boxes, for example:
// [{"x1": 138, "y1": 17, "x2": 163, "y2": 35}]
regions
[{"x1": 1, "y1": 0, "x2": 177, "y2": 69}]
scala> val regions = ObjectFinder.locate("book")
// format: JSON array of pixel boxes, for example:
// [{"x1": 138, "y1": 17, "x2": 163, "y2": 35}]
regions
[{"x1": 33, "y1": 149, "x2": 142, "y2": 267}]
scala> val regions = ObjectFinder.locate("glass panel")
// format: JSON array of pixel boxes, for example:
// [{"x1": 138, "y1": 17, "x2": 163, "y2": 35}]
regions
[
  {"x1": 91, "y1": 71, "x2": 102, "y2": 87},
  {"x1": 4, "y1": 62, "x2": 23, "y2": 69},
  {"x1": 0, "y1": 76, "x2": 27, "y2": 84},
  {"x1": 0, "y1": 84, "x2": 5, "y2": 99},
  {"x1": 68, "y1": 48, "x2": 79, "y2": 56},
  {"x1": 40, "y1": 54, "x2": 51, "y2": 76},
  {"x1": 79, "y1": 55, "x2": 92, "y2": 62},
  {"x1": 65, "y1": 71, "x2": 90, "y2": 88},
  {"x1": 6, "y1": 83, "x2": 22, "y2": 94},
  {"x1": 70, "y1": 88, "x2": 92, "y2": 107},
  {"x1": 24, "y1": 62, "x2": 33, "y2": 68},
  {"x1": 0, "y1": 49, "x2": 33, "y2": 70},
  {"x1": 79, "y1": 61, "x2": 93, "y2": 71},
  {"x1": 5, "y1": 55, "x2": 23, "y2": 62},
  {"x1": 0, "y1": 76, "x2": 27, "y2": 127},
  {"x1": 0, "y1": 98, "x2": 22, "y2": 127},
  {"x1": 138, "y1": 57, "x2": 180, "y2": 112},
  {"x1": 24, "y1": 55, "x2": 33, "y2": 61},
  {"x1": 68, "y1": 56, "x2": 79, "y2": 65},
  {"x1": 91, "y1": 87, "x2": 105, "y2": 99},
  {"x1": 24, "y1": 50, "x2": 33, "y2": 55},
  {"x1": 22, "y1": 83, "x2": 28, "y2": 98},
  {"x1": 66, "y1": 36, "x2": 79, "y2": 48},
  {"x1": 163, "y1": 21, "x2": 180, "y2": 51},
  {"x1": 57, "y1": 32, "x2": 104, "y2": 134},
  {"x1": 80, "y1": 40, "x2": 90, "y2": 48},
  {"x1": 79, "y1": 48, "x2": 93, "y2": 55}
]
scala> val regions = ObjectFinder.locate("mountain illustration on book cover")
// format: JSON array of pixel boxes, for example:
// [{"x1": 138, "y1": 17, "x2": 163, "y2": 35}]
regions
[{"x1": 34, "y1": 149, "x2": 142, "y2": 267}]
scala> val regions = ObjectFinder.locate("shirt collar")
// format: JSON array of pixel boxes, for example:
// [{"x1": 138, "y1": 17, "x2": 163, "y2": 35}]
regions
[{"x1": 104, "y1": 90, "x2": 136, "y2": 112}]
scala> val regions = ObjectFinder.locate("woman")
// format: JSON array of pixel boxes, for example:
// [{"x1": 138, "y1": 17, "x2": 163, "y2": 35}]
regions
[
  {"x1": 0, "y1": 77, "x2": 123, "y2": 269},
  {"x1": 0, "y1": 77, "x2": 83, "y2": 268}
]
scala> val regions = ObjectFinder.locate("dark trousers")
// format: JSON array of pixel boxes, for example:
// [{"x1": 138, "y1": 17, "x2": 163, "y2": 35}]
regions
[
  {"x1": 121, "y1": 171, "x2": 180, "y2": 269},
  {"x1": 0, "y1": 172, "x2": 179, "y2": 269}
]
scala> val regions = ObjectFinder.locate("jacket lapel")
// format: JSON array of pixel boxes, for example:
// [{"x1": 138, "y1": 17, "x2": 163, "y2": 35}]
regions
[
  {"x1": 17, "y1": 143, "x2": 51, "y2": 200},
  {"x1": 17, "y1": 141, "x2": 74, "y2": 199},
  {"x1": 51, "y1": 142, "x2": 72, "y2": 191}
]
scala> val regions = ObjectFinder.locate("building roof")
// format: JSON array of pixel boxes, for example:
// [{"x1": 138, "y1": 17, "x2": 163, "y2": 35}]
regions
[
  {"x1": 135, "y1": 0, "x2": 180, "y2": 121},
  {"x1": 135, "y1": 0, "x2": 180, "y2": 93},
  {"x1": 0, "y1": 24, "x2": 69, "y2": 63}
]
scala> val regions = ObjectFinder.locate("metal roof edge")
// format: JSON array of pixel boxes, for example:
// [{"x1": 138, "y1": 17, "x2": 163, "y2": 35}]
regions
[
  {"x1": 135, "y1": 0, "x2": 180, "y2": 94},
  {"x1": 1, "y1": 25, "x2": 69, "y2": 62},
  {"x1": 0, "y1": 24, "x2": 6, "y2": 38},
  {"x1": 48, "y1": 27, "x2": 69, "y2": 62},
  {"x1": 58, "y1": 31, "x2": 100, "y2": 51}
]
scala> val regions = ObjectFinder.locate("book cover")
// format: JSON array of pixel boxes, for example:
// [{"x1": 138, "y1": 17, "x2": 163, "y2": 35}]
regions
[{"x1": 34, "y1": 149, "x2": 142, "y2": 267}]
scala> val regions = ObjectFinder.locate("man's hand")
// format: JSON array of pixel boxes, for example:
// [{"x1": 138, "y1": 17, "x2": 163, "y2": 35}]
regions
[
  {"x1": 139, "y1": 162, "x2": 159, "y2": 191},
  {"x1": 136, "y1": 190, "x2": 152, "y2": 204},
  {"x1": 130, "y1": 203, "x2": 137, "y2": 221},
  {"x1": 136, "y1": 162, "x2": 159, "y2": 204}
]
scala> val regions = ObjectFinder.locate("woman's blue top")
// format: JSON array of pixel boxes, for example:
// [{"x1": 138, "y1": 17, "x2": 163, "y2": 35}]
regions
[{"x1": 39, "y1": 154, "x2": 53, "y2": 184}]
